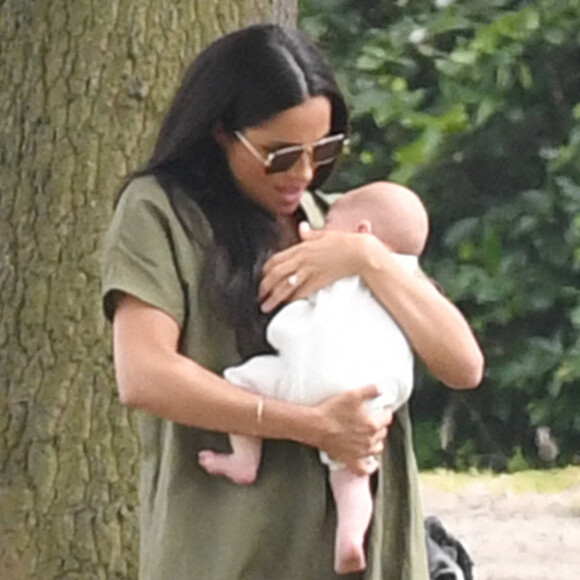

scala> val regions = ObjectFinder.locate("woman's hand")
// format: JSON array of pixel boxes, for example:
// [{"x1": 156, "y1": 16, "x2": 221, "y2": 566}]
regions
[
  {"x1": 260, "y1": 223, "x2": 380, "y2": 313},
  {"x1": 312, "y1": 384, "x2": 393, "y2": 476}
]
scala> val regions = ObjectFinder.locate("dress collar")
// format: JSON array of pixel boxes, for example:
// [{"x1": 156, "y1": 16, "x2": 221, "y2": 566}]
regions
[{"x1": 298, "y1": 190, "x2": 328, "y2": 229}]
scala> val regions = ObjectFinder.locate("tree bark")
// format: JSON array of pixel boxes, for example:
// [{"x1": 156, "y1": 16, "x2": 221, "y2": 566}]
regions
[{"x1": 0, "y1": 1, "x2": 297, "y2": 578}]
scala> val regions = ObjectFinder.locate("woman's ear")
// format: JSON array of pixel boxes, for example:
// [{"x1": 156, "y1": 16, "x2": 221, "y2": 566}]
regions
[{"x1": 357, "y1": 220, "x2": 372, "y2": 234}]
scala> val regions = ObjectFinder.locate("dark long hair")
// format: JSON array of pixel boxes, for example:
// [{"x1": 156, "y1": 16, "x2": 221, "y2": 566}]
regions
[{"x1": 125, "y1": 24, "x2": 349, "y2": 354}]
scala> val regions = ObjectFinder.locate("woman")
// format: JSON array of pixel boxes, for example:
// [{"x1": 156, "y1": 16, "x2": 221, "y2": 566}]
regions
[{"x1": 102, "y1": 24, "x2": 484, "y2": 580}]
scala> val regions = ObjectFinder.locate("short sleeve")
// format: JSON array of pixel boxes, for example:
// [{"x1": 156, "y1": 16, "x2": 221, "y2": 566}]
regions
[{"x1": 101, "y1": 177, "x2": 189, "y2": 326}]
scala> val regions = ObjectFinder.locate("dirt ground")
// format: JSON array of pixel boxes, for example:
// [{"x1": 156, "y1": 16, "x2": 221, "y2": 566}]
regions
[{"x1": 420, "y1": 474, "x2": 580, "y2": 580}]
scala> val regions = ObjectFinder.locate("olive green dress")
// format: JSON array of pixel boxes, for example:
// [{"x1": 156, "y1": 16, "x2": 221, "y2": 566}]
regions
[{"x1": 101, "y1": 175, "x2": 429, "y2": 580}]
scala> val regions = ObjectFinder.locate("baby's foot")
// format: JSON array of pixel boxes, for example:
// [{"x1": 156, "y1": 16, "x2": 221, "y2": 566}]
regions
[
  {"x1": 198, "y1": 450, "x2": 258, "y2": 485},
  {"x1": 334, "y1": 537, "x2": 366, "y2": 574},
  {"x1": 334, "y1": 544, "x2": 366, "y2": 574}
]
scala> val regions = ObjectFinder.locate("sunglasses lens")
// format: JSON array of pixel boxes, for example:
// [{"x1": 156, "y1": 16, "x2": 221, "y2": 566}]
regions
[
  {"x1": 267, "y1": 150, "x2": 303, "y2": 174},
  {"x1": 312, "y1": 138, "x2": 345, "y2": 165},
  {"x1": 265, "y1": 135, "x2": 346, "y2": 174}
]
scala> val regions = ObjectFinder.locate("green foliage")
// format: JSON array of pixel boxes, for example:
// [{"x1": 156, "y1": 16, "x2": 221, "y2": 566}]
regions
[
  {"x1": 301, "y1": 0, "x2": 580, "y2": 466},
  {"x1": 453, "y1": 439, "x2": 481, "y2": 472},
  {"x1": 413, "y1": 419, "x2": 445, "y2": 469},
  {"x1": 506, "y1": 446, "x2": 532, "y2": 473}
]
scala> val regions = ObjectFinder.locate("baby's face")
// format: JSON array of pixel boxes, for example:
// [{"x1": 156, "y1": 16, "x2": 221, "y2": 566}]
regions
[{"x1": 324, "y1": 206, "x2": 358, "y2": 233}]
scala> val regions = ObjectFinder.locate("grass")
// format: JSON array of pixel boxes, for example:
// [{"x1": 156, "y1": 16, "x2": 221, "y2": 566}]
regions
[{"x1": 419, "y1": 465, "x2": 580, "y2": 494}]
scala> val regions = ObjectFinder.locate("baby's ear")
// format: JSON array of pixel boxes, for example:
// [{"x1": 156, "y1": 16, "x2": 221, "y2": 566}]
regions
[{"x1": 357, "y1": 220, "x2": 372, "y2": 234}]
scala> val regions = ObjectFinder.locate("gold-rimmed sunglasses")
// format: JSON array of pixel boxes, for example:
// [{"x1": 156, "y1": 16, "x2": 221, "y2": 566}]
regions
[{"x1": 234, "y1": 131, "x2": 348, "y2": 174}]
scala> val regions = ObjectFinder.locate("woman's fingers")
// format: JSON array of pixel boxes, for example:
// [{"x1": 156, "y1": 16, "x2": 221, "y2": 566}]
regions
[
  {"x1": 355, "y1": 383, "x2": 382, "y2": 401},
  {"x1": 259, "y1": 248, "x2": 300, "y2": 305},
  {"x1": 347, "y1": 455, "x2": 380, "y2": 476},
  {"x1": 377, "y1": 407, "x2": 393, "y2": 429},
  {"x1": 260, "y1": 267, "x2": 304, "y2": 312},
  {"x1": 261, "y1": 239, "x2": 306, "y2": 281},
  {"x1": 371, "y1": 439, "x2": 385, "y2": 455},
  {"x1": 373, "y1": 426, "x2": 389, "y2": 447},
  {"x1": 260, "y1": 260, "x2": 320, "y2": 312},
  {"x1": 354, "y1": 385, "x2": 394, "y2": 429},
  {"x1": 314, "y1": 384, "x2": 393, "y2": 469},
  {"x1": 259, "y1": 229, "x2": 369, "y2": 311}
]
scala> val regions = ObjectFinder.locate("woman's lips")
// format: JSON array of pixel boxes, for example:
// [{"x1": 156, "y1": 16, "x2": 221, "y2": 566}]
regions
[
  {"x1": 277, "y1": 185, "x2": 306, "y2": 199},
  {"x1": 278, "y1": 185, "x2": 306, "y2": 195},
  {"x1": 273, "y1": 184, "x2": 308, "y2": 212}
]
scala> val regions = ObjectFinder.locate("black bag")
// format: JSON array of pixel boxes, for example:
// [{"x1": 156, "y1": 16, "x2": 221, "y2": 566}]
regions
[{"x1": 425, "y1": 516, "x2": 474, "y2": 580}]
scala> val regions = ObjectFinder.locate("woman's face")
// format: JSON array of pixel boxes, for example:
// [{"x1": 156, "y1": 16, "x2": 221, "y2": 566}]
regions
[{"x1": 219, "y1": 96, "x2": 332, "y2": 217}]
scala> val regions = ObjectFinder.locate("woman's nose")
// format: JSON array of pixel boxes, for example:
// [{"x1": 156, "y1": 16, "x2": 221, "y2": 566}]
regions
[{"x1": 287, "y1": 149, "x2": 315, "y2": 183}]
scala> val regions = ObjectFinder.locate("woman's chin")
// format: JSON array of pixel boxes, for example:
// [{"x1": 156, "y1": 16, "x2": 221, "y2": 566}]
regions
[{"x1": 275, "y1": 190, "x2": 305, "y2": 215}]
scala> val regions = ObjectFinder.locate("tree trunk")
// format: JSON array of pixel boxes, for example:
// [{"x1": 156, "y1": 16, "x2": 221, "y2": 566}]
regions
[{"x1": 0, "y1": 1, "x2": 297, "y2": 578}]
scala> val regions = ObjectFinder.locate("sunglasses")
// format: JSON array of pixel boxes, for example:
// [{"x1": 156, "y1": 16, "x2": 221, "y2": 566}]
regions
[{"x1": 234, "y1": 131, "x2": 348, "y2": 174}]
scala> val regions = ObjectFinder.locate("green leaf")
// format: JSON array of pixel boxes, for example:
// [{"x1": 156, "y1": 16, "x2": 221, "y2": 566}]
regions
[
  {"x1": 448, "y1": 48, "x2": 477, "y2": 65},
  {"x1": 517, "y1": 63, "x2": 533, "y2": 89},
  {"x1": 475, "y1": 98, "x2": 500, "y2": 125},
  {"x1": 394, "y1": 127, "x2": 443, "y2": 166},
  {"x1": 482, "y1": 226, "x2": 502, "y2": 272}
]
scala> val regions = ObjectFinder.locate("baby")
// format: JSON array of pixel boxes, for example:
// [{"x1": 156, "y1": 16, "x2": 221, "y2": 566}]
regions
[{"x1": 199, "y1": 181, "x2": 429, "y2": 574}]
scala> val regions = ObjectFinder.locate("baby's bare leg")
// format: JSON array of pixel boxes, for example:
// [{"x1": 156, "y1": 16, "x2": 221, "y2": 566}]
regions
[
  {"x1": 329, "y1": 467, "x2": 373, "y2": 574},
  {"x1": 198, "y1": 434, "x2": 262, "y2": 485}
]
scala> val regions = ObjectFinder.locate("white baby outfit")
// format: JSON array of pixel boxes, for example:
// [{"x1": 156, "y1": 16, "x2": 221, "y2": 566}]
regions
[{"x1": 225, "y1": 254, "x2": 418, "y2": 467}]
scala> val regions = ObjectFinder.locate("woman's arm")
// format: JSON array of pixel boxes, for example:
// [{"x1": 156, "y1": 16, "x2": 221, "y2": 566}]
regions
[
  {"x1": 259, "y1": 228, "x2": 484, "y2": 389},
  {"x1": 357, "y1": 236, "x2": 484, "y2": 388},
  {"x1": 113, "y1": 294, "x2": 391, "y2": 473}
]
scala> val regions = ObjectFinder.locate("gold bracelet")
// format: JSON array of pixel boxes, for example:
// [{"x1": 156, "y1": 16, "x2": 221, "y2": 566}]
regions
[{"x1": 256, "y1": 397, "x2": 265, "y2": 426}]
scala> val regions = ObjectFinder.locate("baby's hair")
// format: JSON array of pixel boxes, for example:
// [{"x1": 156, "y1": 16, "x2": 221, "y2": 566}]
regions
[{"x1": 327, "y1": 182, "x2": 429, "y2": 256}]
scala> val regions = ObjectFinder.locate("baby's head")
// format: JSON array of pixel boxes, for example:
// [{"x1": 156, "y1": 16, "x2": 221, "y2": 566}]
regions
[{"x1": 324, "y1": 182, "x2": 429, "y2": 256}]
